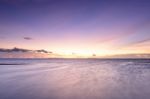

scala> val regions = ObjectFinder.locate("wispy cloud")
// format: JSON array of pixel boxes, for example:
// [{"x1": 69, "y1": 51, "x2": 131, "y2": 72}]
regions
[
  {"x1": 130, "y1": 38, "x2": 150, "y2": 45},
  {"x1": 104, "y1": 53, "x2": 150, "y2": 59}
]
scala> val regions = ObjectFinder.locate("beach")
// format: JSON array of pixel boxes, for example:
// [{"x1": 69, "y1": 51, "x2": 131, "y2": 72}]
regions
[{"x1": 0, "y1": 59, "x2": 150, "y2": 99}]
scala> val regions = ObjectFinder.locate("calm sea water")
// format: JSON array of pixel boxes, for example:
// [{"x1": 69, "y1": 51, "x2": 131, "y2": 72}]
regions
[{"x1": 0, "y1": 59, "x2": 150, "y2": 99}]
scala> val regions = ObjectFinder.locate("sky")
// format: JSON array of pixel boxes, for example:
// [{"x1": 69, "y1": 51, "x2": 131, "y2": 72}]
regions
[{"x1": 0, "y1": 0, "x2": 150, "y2": 57}]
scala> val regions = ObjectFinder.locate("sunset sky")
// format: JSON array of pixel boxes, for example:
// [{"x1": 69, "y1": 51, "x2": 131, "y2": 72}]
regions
[{"x1": 0, "y1": 0, "x2": 150, "y2": 58}]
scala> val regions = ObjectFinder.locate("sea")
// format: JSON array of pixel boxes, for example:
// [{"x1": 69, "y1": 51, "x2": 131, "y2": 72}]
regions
[{"x1": 0, "y1": 58, "x2": 150, "y2": 99}]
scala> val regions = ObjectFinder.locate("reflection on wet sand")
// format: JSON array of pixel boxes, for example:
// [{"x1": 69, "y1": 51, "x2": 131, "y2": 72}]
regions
[{"x1": 0, "y1": 59, "x2": 150, "y2": 99}]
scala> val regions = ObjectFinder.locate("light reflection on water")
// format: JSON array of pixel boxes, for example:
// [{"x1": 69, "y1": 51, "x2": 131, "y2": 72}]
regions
[{"x1": 0, "y1": 59, "x2": 150, "y2": 99}]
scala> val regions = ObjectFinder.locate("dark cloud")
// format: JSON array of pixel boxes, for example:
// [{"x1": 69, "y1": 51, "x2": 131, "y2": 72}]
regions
[
  {"x1": 36, "y1": 49, "x2": 52, "y2": 53},
  {"x1": 0, "y1": 47, "x2": 52, "y2": 54},
  {"x1": 23, "y1": 37, "x2": 32, "y2": 40},
  {"x1": 0, "y1": 47, "x2": 30, "y2": 52}
]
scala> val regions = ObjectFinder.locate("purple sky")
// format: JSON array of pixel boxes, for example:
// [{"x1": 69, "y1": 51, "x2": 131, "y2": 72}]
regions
[{"x1": 0, "y1": 0, "x2": 150, "y2": 56}]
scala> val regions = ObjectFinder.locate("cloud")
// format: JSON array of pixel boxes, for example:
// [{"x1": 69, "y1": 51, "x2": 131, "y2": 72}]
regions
[
  {"x1": 36, "y1": 49, "x2": 52, "y2": 54},
  {"x1": 0, "y1": 47, "x2": 30, "y2": 52},
  {"x1": 126, "y1": 38, "x2": 150, "y2": 47},
  {"x1": 0, "y1": 47, "x2": 59, "y2": 58},
  {"x1": 134, "y1": 38, "x2": 150, "y2": 45},
  {"x1": 23, "y1": 37, "x2": 33, "y2": 40},
  {"x1": 0, "y1": 47, "x2": 52, "y2": 54},
  {"x1": 105, "y1": 53, "x2": 150, "y2": 59}
]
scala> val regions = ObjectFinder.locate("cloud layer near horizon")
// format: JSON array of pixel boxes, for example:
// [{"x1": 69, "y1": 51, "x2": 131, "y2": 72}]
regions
[{"x1": 0, "y1": 47, "x2": 150, "y2": 58}]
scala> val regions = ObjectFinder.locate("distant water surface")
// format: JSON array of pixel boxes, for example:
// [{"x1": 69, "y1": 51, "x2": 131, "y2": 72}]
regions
[{"x1": 0, "y1": 58, "x2": 150, "y2": 99}]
